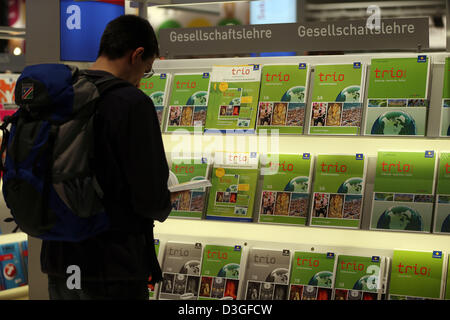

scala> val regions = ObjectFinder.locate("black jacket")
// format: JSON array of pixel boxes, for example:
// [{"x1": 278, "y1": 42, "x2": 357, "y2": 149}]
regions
[{"x1": 41, "y1": 70, "x2": 172, "y2": 282}]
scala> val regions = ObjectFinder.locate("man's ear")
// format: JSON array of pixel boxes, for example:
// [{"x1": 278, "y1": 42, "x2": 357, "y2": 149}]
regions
[{"x1": 130, "y1": 47, "x2": 145, "y2": 65}]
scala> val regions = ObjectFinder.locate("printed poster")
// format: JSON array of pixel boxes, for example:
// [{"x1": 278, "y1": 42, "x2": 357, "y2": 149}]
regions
[
  {"x1": 310, "y1": 154, "x2": 366, "y2": 229},
  {"x1": 0, "y1": 74, "x2": 19, "y2": 122},
  {"x1": 258, "y1": 153, "x2": 312, "y2": 226},
  {"x1": 434, "y1": 152, "x2": 450, "y2": 234},
  {"x1": 309, "y1": 63, "x2": 365, "y2": 135},
  {"x1": 244, "y1": 248, "x2": 291, "y2": 300},
  {"x1": 370, "y1": 151, "x2": 437, "y2": 233},
  {"x1": 198, "y1": 244, "x2": 243, "y2": 300},
  {"x1": 440, "y1": 57, "x2": 450, "y2": 136},
  {"x1": 206, "y1": 152, "x2": 259, "y2": 222},
  {"x1": 159, "y1": 242, "x2": 203, "y2": 300},
  {"x1": 165, "y1": 73, "x2": 210, "y2": 133},
  {"x1": 205, "y1": 65, "x2": 261, "y2": 133},
  {"x1": 333, "y1": 255, "x2": 384, "y2": 300},
  {"x1": 169, "y1": 157, "x2": 211, "y2": 219},
  {"x1": 389, "y1": 250, "x2": 445, "y2": 300},
  {"x1": 139, "y1": 73, "x2": 171, "y2": 128},
  {"x1": 256, "y1": 64, "x2": 310, "y2": 134},
  {"x1": 288, "y1": 252, "x2": 336, "y2": 300},
  {"x1": 0, "y1": 74, "x2": 18, "y2": 104},
  {"x1": 364, "y1": 56, "x2": 430, "y2": 136}
]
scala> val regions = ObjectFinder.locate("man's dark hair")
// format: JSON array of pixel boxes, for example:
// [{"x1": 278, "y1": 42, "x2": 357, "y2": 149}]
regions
[{"x1": 98, "y1": 14, "x2": 159, "y2": 60}]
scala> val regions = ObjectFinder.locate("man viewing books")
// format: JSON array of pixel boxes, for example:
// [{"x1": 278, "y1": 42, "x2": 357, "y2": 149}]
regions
[{"x1": 41, "y1": 15, "x2": 181, "y2": 300}]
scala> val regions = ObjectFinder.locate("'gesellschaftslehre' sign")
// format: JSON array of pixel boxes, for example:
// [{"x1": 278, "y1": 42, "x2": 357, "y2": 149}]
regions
[{"x1": 159, "y1": 18, "x2": 428, "y2": 57}]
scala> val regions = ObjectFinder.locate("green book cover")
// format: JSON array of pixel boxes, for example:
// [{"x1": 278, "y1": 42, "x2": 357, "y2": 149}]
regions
[
  {"x1": 446, "y1": 255, "x2": 450, "y2": 300},
  {"x1": 169, "y1": 157, "x2": 211, "y2": 219},
  {"x1": 139, "y1": 73, "x2": 171, "y2": 128},
  {"x1": 434, "y1": 152, "x2": 450, "y2": 233},
  {"x1": 205, "y1": 65, "x2": 261, "y2": 133},
  {"x1": 206, "y1": 152, "x2": 259, "y2": 222},
  {"x1": 364, "y1": 56, "x2": 430, "y2": 136},
  {"x1": 334, "y1": 255, "x2": 383, "y2": 300},
  {"x1": 244, "y1": 248, "x2": 291, "y2": 300},
  {"x1": 310, "y1": 154, "x2": 366, "y2": 228},
  {"x1": 159, "y1": 242, "x2": 203, "y2": 300},
  {"x1": 166, "y1": 73, "x2": 210, "y2": 133},
  {"x1": 389, "y1": 250, "x2": 445, "y2": 300},
  {"x1": 258, "y1": 153, "x2": 312, "y2": 226},
  {"x1": 256, "y1": 64, "x2": 309, "y2": 134},
  {"x1": 370, "y1": 151, "x2": 437, "y2": 232},
  {"x1": 198, "y1": 244, "x2": 243, "y2": 300},
  {"x1": 309, "y1": 63, "x2": 365, "y2": 135},
  {"x1": 288, "y1": 252, "x2": 336, "y2": 300},
  {"x1": 440, "y1": 57, "x2": 450, "y2": 136},
  {"x1": 148, "y1": 239, "x2": 160, "y2": 299}
]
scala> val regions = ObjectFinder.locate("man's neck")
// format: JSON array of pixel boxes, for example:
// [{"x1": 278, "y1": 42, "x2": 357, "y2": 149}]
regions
[{"x1": 90, "y1": 56, "x2": 130, "y2": 81}]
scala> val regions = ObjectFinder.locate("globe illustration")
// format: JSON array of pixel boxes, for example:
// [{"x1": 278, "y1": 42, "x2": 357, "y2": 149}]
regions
[
  {"x1": 226, "y1": 185, "x2": 238, "y2": 192},
  {"x1": 440, "y1": 215, "x2": 450, "y2": 233},
  {"x1": 187, "y1": 91, "x2": 208, "y2": 106},
  {"x1": 336, "y1": 86, "x2": 360, "y2": 102},
  {"x1": 179, "y1": 260, "x2": 201, "y2": 275},
  {"x1": 353, "y1": 275, "x2": 378, "y2": 291},
  {"x1": 150, "y1": 91, "x2": 164, "y2": 106},
  {"x1": 371, "y1": 111, "x2": 417, "y2": 135},
  {"x1": 229, "y1": 98, "x2": 241, "y2": 106},
  {"x1": 281, "y1": 86, "x2": 306, "y2": 103},
  {"x1": 337, "y1": 177, "x2": 363, "y2": 194},
  {"x1": 308, "y1": 271, "x2": 333, "y2": 287},
  {"x1": 217, "y1": 263, "x2": 240, "y2": 278},
  {"x1": 376, "y1": 205, "x2": 423, "y2": 231},
  {"x1": 284, "y1": 176, "x2": 309, "y2": 192},
  {"x1": 265, "y1": 268, "x2": 289, "y2": 284}
]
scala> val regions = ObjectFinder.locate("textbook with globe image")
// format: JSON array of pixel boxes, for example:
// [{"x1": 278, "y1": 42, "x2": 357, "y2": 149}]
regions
[
  {"x1": 389, "y1": 250, "x2": 445, "y2": 300},
  {"x1": 168, "y1": 156, "x2": 211, "y2": 219},
  {"x1": 165, "y1": 73, "x2": 210, "y2": 133},
  {"x1": 139, "y1": 73, "x2": 171, "y2": 128},
  {"x1": 288, "y1": 252, "x2": 337, "y2": 300},
  {"x1": 198, "y1": 244, "x2": 243, "y2": 300},
  {"x1": 433, "y1": 152, "x2": 450, "y2": 234},
  {"x1": 148, "y1": 239, "x2": 161, "y2": 299},
  {"x1": 159, "y1": 242, "x2": 203, "y2": 300},
  {"x1": 370, "y1": 151, "x2": 437, "y2": 233},
  {"x1": 258, "y1": 153, "x2": 313, "y2": 226},
  {"x1": 309, "y1": 154, "x2": 366, "y2": 229},
  {"x1": 364, "y1": 56, "x2": 430, "y2": 136},
  {"x1": 244, "y1": 248, "x2": 291, "y2": 300},
  {"x1": 204, "y1": 65, "x2": 261, "y2": 133},
  {"x1": 308, "y1": 63, "x2": 365, "y2": 135},
  {"x1": 256, "y1": 64, "x2": 310, "y2": 134},
  {"x1": 333, "y1": 255, "x2": 387, "y2": 300},
  {"x1": 205, "y1": 152, "x2": 259, "y2": 222},
  {"x1": 440, "y1": 57, "x2": 450, "y2": 136}
]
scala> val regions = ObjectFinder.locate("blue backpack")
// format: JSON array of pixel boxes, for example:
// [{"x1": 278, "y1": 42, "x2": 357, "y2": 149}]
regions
[{"x1": 0, "y1": 64, "x2": 131, "y2": 242}]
